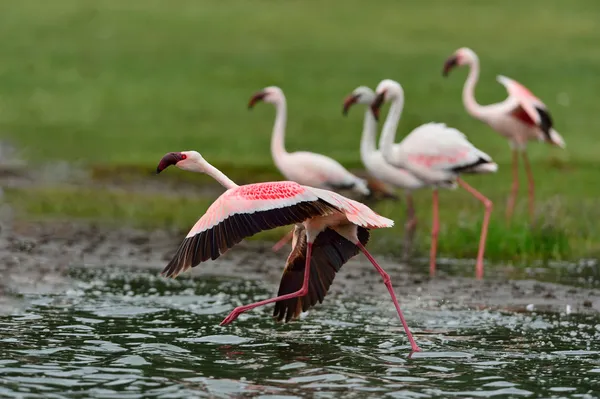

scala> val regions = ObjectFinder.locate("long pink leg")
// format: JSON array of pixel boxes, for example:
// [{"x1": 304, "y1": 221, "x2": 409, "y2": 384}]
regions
[
  {"x1": 402, "y1": 192, "x2": 417, "y2": 261},
  {"x1": 505, "y1": 149, "x2": 519, "y2": 221},
  {"x1": 272, "y1": 229, "x2": 294, "y2": 252},
  {"x1": 220, "y1": 242, "x2": 313, "y2": 325},
  {"x1": 457, "y1": 178, "x2": 492, "y2": 280},
  {"x1": 522, "y1": 152, "x2": 535, "y2": 223},
  {"x1": 357, "y1": 242, "x2": 421, "y2": 352},
  {"x1": 429, "y1": 190, "x2": 439, "y2": 277}
]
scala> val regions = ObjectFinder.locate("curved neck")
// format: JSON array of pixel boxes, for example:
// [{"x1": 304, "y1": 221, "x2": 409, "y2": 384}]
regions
[
  {"x1": 462, "y1": 58, "x2": 485, "y2": 118},
  {"x1": 378, "y1": 93, "x2": 404, "y2": 156},
  {"x1": 204, "y1": 161, "x2": 238, "y2": 189},
  {"x1": 359, "y1": 106, "x2": 378, "y2": 164},
  {"x1": 185, "y1": 159, "x2": 238, "y2": 189},
  {"x1": 270, "y1": 98, "x2": 288, "y2": 163}
]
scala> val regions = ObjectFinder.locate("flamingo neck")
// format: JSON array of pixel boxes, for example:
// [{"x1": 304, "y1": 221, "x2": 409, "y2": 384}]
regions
[
  {"x1": 462, "y1": 57, "x2": 485, "y2": 118},
  {"x1": 201, "y1": 160, "x2": 239, "y2": 189},
  {"x1": 270, "y1": 98, "x2": 288, "y2": 166},
  {"x1": 359, "y1": 107, "x2": 378, "y2": 166},
  {"x1": 378, "y1": 93, "x2": 404, "y2": 159}
]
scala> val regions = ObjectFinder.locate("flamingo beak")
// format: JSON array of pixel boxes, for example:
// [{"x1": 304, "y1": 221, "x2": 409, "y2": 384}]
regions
[
  {"x1": 342, "y1": 94, "x2": 360, "y2": 116},
  {"x1": 156, "y1": 152, "x2": 183, "y2": 174},
  {"x1": 443, "y1": 55, "x2": 459, "y2": 77},
  {"x1": 370, "y1": 91, "x2": 385, "y2": 122},
  {"x1": 248, "y1": 91, "x2": 267, "y2": 109}
]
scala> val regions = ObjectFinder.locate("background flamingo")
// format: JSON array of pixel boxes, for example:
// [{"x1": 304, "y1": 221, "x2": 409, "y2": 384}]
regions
[
  {"x1": 156, "y1": 150, "x2": 421, "y2": 352},
  {"x1": 343, "y1": 86, "x2": 425, "y2": 260},
  {"x1": 248, "y1": 86, "x2": 370, "y2": 251},
  {"x1": 443, "y1": 47, "x2": 566, "y2": 221},
  {"x1": 372, "y1": 79, "x2": 497, "y2": 280}
]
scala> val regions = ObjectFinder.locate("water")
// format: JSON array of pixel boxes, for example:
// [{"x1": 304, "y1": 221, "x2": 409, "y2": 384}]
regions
[{"x1": 1, "y1": 267, "x2": 599, "y2": 398}]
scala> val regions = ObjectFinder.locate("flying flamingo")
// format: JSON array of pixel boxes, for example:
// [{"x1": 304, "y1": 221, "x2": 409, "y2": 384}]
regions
[
  {"x1": 443, "y1": 47, "x2": 565, "y2": 221},
  {"x1": 343, "y1": 86, "x2": 425, "y2": 260},
  {"x1": 371, "y1": 79, "x2": 497, "y2": 280},
  {"x1": 248, "y1": 86, "x2": 370, "y2": 252},
  {"x1": 156, "y1": 150, "x2": 421, "y2": 352}
]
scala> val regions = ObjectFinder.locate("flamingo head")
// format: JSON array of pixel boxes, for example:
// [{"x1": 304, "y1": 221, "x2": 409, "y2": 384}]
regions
[
  {"x1": 248, "y1": 86, "x2": 285, "y2": 109},
  {"x1": 342, "y1": 86, "x2": 375, "y2": 116},
  {"x1": 443, "y1": 47, "x2": 478, "y2": 76},
  {"x1": 156, "y1": 151, "x2": 203, "y2": 174},
  {"x1": 370, "y1": 79, "x2": 404, "y2": 121}
]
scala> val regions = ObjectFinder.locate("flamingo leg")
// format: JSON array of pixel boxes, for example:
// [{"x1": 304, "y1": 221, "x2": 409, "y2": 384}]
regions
[
  {"x1": 220, "y1": 242, "x2": 312, "y2": 325},
  {"x1": 272, "y1": 229, "x2": 294, "y2": 252},
  {"x1": 505, "y1": 149, "x2": 519, "y2": 221},
  {"x1": 457, "y1": 178, "x2": 492, "y2": 280},
  {"x1": 522, "y1": 152, "x2": 535, "y2": 222},
  {"x1": 429, "y1": 190, "x2": 439, "y2": 277},
  {"x1": 356, "y1": 242, "x2": 421, "y2": 353},
  {"x1": 402, "y1": 192, "x2": 417, "y2": 262}
]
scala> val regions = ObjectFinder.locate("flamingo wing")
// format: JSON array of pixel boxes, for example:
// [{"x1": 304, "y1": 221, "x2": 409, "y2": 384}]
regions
[
  {"x1": 273, "y1": 225, "x2": 370, "y2": 322},
  {"x1": 399, "y1": 123, "x2": 494, "y2": 173},
  {"x1": 497, "y1": 75, "x2": 554, "y2": 136},
  {"x1": 162, "y1": 181, "x2": 339, "y2": 278},
  {"x1": 285, "y1": 152, "x2": 369, "y2": 195}
]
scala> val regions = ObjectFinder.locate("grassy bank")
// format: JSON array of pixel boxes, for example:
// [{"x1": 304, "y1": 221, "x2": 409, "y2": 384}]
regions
[{"x1": 0, "y1": 0, "x2": 599, "y2": 263}]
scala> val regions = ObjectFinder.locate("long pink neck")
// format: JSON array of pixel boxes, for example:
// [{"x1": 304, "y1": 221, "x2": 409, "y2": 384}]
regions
[
  {"x1": 204, "y1": 161, "x2": 238, "y2": 189},
  {"x1": 270, "y1": 97, "x2": 288, "y2": 166},
  {"x1": 186, "y1": 159, "x2": 238, "y2": 189},
  {"x1": 462, "y1": 57, "x2": 485, "y2": 118}
]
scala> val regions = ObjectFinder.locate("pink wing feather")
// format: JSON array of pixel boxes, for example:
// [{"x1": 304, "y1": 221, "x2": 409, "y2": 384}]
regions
[
  {"x1": 497, "y1": 75, "x2": 547, "y2": 127},
  {"x1": 162, "y1": 181, "x2": 392, "y2": 278}
]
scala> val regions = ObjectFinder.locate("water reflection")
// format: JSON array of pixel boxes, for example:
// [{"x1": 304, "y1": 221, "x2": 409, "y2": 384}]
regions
[{"x1": 0, "y1": 267, "x2": 598, "y2": 398}]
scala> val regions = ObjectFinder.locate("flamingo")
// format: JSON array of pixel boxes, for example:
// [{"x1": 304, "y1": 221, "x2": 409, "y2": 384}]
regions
[
  {"x1": 371, "y1": 79, "x2": 497, "y2": 280},
  {"x1": 442, "y1": 47, "x2": 566, "y2": 221},
  {"x1": 156, "y1": 150, "x2": 421, "y2": 352},
  {"x1": 248, "y1": 86, "x2": 370, "y2": 252},
  {"x1": 342, "y1": 86, "x2": 425, "y2": 260}
]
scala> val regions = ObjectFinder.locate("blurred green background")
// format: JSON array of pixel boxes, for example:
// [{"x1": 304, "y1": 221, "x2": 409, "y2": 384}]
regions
[{"x1": 1, "y1": 0, "x2": 599, "y2": 263}]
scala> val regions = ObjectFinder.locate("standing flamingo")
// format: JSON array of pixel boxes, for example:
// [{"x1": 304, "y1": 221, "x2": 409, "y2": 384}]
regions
[
  {"x1": 156, "y1": 150, "x2": 421, "y2": 352},
  {"x1": 343, "y1": 86, "x2": 425, "y2": 260},
  {"x1": 443, "y1": 47, "x2": 565, "y2": 221},
  {"x1": 248, "y1": 86, "x2": 370, "y2": 252},
  {"x1": 371, "y1": 79, "x2": 497, "y2": 280}
]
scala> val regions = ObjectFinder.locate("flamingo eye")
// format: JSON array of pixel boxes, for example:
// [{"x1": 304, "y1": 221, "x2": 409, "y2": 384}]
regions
[{"x1": 181, "y1": 154, "x2": 187, "y2": 160}]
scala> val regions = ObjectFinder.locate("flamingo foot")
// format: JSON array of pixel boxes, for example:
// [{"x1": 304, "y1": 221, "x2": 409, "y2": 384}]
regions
[{"x1": 220, "y1": 308, "x2": 244, "y2": 325}]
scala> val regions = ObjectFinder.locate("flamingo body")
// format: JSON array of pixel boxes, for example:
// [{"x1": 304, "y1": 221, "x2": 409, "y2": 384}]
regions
[
  {"x1": 249, "y1": 86, "x2": 369, "y2": 196},
  {"x1": 386, "y1": 122, "x2": 498, "y2": 185},
  {"x1": 167, "y1": 179, "x2": 391, "y2": 278},
  {"x1": 443, "y1": 47, "x2": 566, "y2": 220},
  {"x1": 274, "y1": 151, "x2": 369, "y2": 193},
  {"x1": 372, "y1": 79, "x2": 496, "y2": 279},
  {"x1": 156, "y1": 150, "x2": 421, "y2": 352}
]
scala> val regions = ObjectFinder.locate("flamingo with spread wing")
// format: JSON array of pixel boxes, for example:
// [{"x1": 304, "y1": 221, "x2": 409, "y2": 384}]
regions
[{"x1": 443, "y1": 47, "x2": 565, "y2": 220}]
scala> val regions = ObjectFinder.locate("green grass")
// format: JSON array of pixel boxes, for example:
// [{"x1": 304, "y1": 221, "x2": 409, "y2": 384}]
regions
[{"x1": 1, "y1": 0, "x2": 600, "y2": 263}]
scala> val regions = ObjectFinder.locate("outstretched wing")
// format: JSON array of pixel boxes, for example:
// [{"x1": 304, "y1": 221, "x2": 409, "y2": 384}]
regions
[
  {"x1": 497, "y1": 75, "x2": 553, "y2": 137},
  {"x1": 273, "y1": 225, "x2": 370, "y2": 322},
  {"x1": 162, "y1": 182, "x2": 339, "y2": 278}
]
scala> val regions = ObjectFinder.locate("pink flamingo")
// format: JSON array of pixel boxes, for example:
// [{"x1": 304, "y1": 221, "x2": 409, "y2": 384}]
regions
[
  {"x1": 156, "y1": 150, "x2": 421, "y2": 352},
  {"x1": 248, "y1": 86, "x2": 370, "y2": 252},
  {"x1": 343, "y1": 86, "x2": 425, "y2": 260},
  {"x1": 443, "y1": 47, "x2": 566, "y2": 221},
  {"x1": 371, "y1": 79, "x2": 497, "y2": 280}
]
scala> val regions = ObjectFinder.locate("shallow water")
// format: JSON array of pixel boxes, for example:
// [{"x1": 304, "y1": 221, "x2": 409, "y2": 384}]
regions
[{"x1": 1, "y1": 267, "x2": 599, "y2": 398}]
